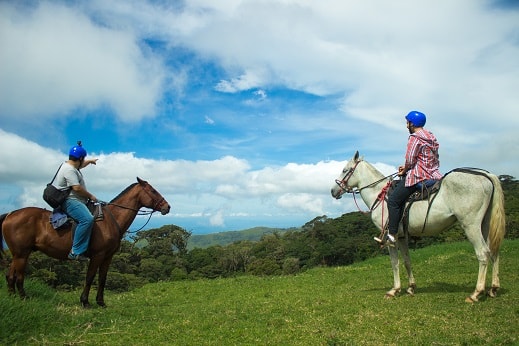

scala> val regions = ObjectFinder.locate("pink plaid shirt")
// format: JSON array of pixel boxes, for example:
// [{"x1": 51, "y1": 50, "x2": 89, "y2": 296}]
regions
[{"x1": 404, "y1": 128, "x2": 442, "y2": 187}]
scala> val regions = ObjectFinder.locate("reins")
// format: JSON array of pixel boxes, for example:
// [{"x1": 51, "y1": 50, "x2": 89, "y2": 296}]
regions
[
  {"x1": 353, "y1": 173, "x2": 397, "y2": 214},
  {"x1": 336, "y1": 168, "x2": 398, "y2": 213},
  {"x1": 103, "y1": 202, "x2": 156, "y2": 234}
]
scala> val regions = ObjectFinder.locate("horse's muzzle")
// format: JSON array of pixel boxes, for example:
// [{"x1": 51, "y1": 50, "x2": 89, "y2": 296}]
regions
[
  {"x1": 160, "y1": 204, "x2": 171, "y2": 215},
  {"x1": 331, "y1": 188, "x2": 343, "y2": 200}
]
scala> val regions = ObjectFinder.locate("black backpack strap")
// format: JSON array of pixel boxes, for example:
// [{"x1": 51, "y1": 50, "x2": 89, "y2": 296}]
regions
[{"x1": 49, "y1": 163, "x2": 64, "y2": 184}]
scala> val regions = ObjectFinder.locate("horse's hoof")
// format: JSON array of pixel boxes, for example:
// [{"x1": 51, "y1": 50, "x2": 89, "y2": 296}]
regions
[
  {"x1": 465, "y1": 296, "x2": 476, "y2": 303},
  {"x1": 97, "y1": 301, "x2": 106, "y2": 308},
  {"x1": 487, "y1": 286, "x2": 499, "y2": 298},
  {"x1": 81, "y1": 301, "x2": 91, "y2": 309},
  {"x1": 384, "y1": 291, "x2": 398, "y2": 299}
]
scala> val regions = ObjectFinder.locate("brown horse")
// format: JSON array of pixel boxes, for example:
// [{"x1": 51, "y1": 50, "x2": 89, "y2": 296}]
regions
[{"x1": 0, "y1": 177, "x2": 170, "y2": 307}]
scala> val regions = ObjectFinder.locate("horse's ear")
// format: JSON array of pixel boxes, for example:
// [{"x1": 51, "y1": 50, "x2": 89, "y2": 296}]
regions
[
  {"x1": 353, "y1": 151, "x2": 359, "y2": 162},
  {"x1": 137, "y1": 177, "x2": 146, "y2": 184}
]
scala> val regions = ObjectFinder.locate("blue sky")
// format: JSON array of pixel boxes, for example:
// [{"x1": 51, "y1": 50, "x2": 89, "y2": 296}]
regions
[{"x1": 1, "y1": 0, "x2": 518, "y2": 234}]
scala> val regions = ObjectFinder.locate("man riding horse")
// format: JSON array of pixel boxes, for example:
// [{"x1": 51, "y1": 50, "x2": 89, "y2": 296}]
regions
[
  {"x1": 53, "y1": 142, "x2": 99, "y2": 261},
  {"x1": 376, "y1": 111, "x2": 442, "y2": 246}
]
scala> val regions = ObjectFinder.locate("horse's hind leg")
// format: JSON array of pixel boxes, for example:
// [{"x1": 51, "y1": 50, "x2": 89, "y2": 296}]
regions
[
  {"x1": 8, "y1": 257, "x2": 28, "y2": 298},
  {"x1": 6, "y1": 270, "x2": 16, "y2": 295},
  {"x1": 465, "y1": 235, "x2": 490, "y2": 302},
  {"x1": 488, "y1": 255, "x2": 500, "y2": 298}
]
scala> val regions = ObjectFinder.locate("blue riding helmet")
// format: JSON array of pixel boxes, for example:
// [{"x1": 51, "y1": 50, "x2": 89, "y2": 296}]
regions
[
  {"x1": 405, "y1": 111, "x2": 426, "y2": 127},
  {"x1": 69, "y1": 145, "x2": 87, "y2": 159}
]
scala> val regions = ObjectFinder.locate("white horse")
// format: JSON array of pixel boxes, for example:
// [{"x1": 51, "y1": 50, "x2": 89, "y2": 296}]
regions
[{"x1": 330, "y1": 151, "x2": 506, "y2": 302}]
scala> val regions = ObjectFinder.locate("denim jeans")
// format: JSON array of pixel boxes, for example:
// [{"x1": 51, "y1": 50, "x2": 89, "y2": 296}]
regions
[
  {"x1": 63, "y1": 198, "x2": 94, "y2": 255},
  {"x1": 415, "y1": 179, "x2": 437, "y2": 190},
  {"x1": 387, "y1": 179, "x2": 417, "y2": 236}
]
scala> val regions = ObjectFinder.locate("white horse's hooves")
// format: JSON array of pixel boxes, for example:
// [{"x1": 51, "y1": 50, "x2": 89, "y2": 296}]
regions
[
  {"x1": 465, "y1": 296, "x2": 476, "y2": 303},
  {"x1": 384, "y1": 294, "x2": 395, "y2": 300},
  {"x1": 487, "y1": 287, "x2": 499, "y2": 298}
]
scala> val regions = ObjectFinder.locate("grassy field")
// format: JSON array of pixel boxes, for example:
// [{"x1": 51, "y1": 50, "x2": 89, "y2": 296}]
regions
[{"x1": 1, "y1": 240, "x2": 518, "y2": 345}]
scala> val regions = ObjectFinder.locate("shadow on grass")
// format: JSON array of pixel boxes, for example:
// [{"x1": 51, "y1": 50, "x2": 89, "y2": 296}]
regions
[{"x1": 364, "y1": 281, "x2": 509, "y2": 298}]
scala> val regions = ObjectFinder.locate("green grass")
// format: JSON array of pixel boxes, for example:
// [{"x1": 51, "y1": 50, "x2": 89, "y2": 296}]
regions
[{"x1": 1, "y1": 240, "x2": 518, "y2": 345}]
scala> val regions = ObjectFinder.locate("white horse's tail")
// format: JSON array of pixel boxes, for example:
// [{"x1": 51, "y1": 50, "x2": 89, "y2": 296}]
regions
[{"x1": 486, "y1": 174, "x2": 506, "y2": 258}]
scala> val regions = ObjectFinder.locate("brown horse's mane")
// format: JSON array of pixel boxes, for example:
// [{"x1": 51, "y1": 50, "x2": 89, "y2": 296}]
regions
[{"x1": 109, "y1": 182, "x2": 138, "y2": 203}]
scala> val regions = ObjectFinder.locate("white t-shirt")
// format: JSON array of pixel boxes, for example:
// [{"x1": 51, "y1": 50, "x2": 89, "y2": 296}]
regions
[{"x1": 54, "y1": 162, "x2": 87, "y2": 203}]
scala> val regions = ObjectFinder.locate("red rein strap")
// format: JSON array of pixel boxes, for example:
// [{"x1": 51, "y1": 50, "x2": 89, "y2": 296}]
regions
[
  {"x1": 377, "y1": 181, "x2": 392, "y2": 230},
  {"x1": 354, "y1": 180, "x2": 392, "y2": 229}
]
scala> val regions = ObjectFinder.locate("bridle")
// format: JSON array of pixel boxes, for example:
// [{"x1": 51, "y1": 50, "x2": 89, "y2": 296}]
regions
[
  {"x1": 334, "y1": 160, "x2": 362, "y2": 197},
  {"x1": 99, "y1": 182, "x2": 168, "y2": 234}
]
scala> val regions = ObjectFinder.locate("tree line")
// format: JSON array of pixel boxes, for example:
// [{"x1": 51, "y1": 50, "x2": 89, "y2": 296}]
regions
[{"x1": 11, "y1": 175, "x2": 519, "y2": 292}]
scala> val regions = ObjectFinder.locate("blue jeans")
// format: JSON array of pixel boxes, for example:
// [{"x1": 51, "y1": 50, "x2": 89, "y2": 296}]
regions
[
  {"x1": 416, "y1": 179, "x2": 437, "y2": 190},
  {"x1": 63, "y1": 198, "x2": 94, "y2": 255}
]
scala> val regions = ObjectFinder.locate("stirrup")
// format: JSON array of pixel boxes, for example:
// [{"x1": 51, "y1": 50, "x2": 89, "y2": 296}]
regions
[
  {"x1": 374, "y1": 233, "x2": 396, "y2": 247},
  {"x1": 374, "y1": 228, "x2": 388, "y2": 245}
]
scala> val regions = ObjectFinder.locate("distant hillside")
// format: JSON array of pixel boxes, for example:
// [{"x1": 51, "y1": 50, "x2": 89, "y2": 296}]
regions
[{"x1": 187, "y1": 226, "x2": 301, "y2": 249}]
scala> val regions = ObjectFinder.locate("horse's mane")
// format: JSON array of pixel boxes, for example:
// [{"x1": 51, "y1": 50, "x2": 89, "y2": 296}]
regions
[
  {"x1": 109, "y1": 183, "x2": 138, "y2": 203},
  {"x1": 361, "y1": 159, "x2": 385, "y2": 179}
]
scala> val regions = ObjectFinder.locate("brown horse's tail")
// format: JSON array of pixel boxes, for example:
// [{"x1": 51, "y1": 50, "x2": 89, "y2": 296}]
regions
[
  {"x1": 0, "y1": 213, "x2": 7, "y2": 259},
  {"x1": 486, "y1": 174, "x2": 506, "y2": 259}
]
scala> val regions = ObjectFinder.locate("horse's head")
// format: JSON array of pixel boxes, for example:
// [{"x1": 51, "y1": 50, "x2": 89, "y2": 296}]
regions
[
  {"x1": 331, "y1": 151, "x2": 362, "y2": 199},
  {"x1": 136, "y1": 177, "x2": 171, "y2": 215}
]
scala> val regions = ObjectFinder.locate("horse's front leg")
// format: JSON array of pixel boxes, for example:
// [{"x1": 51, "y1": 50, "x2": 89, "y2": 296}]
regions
[
  {"x1": 385, "y1": 246, "x2": 401, "y2": 299},
  {"x1": 80, "y1": 260, "x2": 98, "y2": 308},
  {"x1": 95, "y1": 258, "x2": 113, "y2": 307},
  {"x1": 398, "y1": 239, "x2": 416, "y2": 295}
]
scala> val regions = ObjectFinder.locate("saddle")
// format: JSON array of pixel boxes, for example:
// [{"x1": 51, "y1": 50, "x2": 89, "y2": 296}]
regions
[
  {"x1": 401, "y1": 180, "x2": 441, "y2": 232},
  {"x1": 49, "y1": 202, "x2": 104, "y2": 231}
]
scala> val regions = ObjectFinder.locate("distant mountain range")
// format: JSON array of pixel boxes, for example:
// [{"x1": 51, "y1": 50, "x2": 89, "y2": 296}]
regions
[{"x1": 187, "y1": 226, "x2": 302, "y2": 250}]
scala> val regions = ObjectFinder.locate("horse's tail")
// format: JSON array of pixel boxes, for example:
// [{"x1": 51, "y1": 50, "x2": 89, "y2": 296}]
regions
[
  {"x1": 0, "y1": 213, "x2": 7, "y2": 259},
  {"x1": 486, "y1": 174, "x2": 506, "y2": 258}
]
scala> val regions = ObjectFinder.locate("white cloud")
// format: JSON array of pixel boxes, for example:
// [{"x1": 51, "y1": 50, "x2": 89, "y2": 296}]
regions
[
  {"x1": 209, "y1": 209, "x2": 225, "y2": 227},
  {"x1": 214, "y1": 70, "x2": 267, "y2": 93},
  {"x1": 0, "y1": 2, "x2": 164, "y2": 122},
  {"x1": 204, "y1": 115, "x2": 215, "y2": 125},
  {"x1": 277, "y1": 193, "x2": 324, "y2": 215},
  {"x1": 0, "y1": 130, "x2": 349, "y2": 222}
]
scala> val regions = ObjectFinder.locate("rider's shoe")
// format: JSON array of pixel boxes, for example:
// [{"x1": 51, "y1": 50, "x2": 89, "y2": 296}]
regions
[
  {"x1": 385, "y1": 234, "x2": 396, "y2": 247},
  {"x1": 68, "y1": 252, "x2": 89, "y2": 261},
  {"x1": 374, "y1": 233, "x2": 397, "y2": 247}
]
